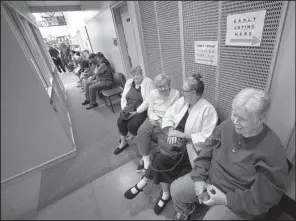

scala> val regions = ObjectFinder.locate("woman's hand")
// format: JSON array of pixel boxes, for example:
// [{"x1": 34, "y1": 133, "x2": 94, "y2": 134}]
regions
[
  {"x1": 168, "y1": 128, "x2": 181, "y2": 137},
  {"x1": 127, "y1": 111, "x2": 138, "y2": 120},
  {"x1": 167, "y1": 128, "x2": 180, "y2": 144},
  {"x1": 202, "y1": 185, "x2": 227, "y2": 206}
]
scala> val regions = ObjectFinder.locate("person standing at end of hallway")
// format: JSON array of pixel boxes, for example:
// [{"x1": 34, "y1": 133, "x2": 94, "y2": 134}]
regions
[{"x1": 49, "y1": 46, "x2": 66, "y2": 73}]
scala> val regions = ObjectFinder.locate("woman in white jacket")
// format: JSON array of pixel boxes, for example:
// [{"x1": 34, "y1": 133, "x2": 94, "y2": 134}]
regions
[
  {"x1": 123, "y1": 73, "x2": 218, "y2": 215},
  {"x1": 113, "y1": 65, "x2": 154, "y2": 155}
]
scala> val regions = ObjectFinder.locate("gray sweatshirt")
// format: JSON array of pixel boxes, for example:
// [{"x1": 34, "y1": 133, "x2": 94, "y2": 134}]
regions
[{"x1": 190, "y1": 119, "x2": 288, "y2": 217}]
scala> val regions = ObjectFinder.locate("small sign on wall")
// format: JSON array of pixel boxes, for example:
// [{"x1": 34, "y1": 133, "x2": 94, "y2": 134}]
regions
[
  {"x1": 112, "y1": 38, "x2": 118, "y2": 46},
  {"x1": 194, "y1": 41, "x2": 218, "y2": 66},
  {"x1": 225, "y1": 10, "x2": 266, "y2": 46}
]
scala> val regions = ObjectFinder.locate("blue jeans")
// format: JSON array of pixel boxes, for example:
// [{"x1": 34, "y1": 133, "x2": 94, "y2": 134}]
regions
[
  {"x1": 137, "y1": 118, "x2": 164, "y2": 156},
  {"x1": 84, "y1": 80, "x2": 113, "y2": 104}
]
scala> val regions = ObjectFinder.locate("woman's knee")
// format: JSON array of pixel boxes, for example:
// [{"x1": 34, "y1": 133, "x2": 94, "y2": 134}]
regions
[
  {"x1": 127, "y1": 119, "x2": 142, "y2": 135},
  {"x1": 170, "y1": 173, "x2": 193, "y2": 200}
]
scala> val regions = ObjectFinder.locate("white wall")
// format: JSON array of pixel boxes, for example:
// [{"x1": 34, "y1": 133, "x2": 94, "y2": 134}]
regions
[
  {"x1": 266, "y1": 1, "x2": 295, "y2": 201},
  {"x1": 1, "y1": 12, "x2": 74, "y2": 182},
  {"x1": 267, "y1": 1, "x2": 295, "y2": 151},
  {"x1": 85, "y1": 8, "x2": 125, "y2": 74}
]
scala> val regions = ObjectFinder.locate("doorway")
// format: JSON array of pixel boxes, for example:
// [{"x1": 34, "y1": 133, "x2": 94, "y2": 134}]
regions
[{"x1": 112, "y1": 2, "x2": 139, "y2": 75}]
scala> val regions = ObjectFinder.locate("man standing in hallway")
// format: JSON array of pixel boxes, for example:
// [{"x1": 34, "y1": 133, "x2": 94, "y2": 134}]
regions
[{"x1": 49, "y1": 46, "x2": 66, "y2": 73}]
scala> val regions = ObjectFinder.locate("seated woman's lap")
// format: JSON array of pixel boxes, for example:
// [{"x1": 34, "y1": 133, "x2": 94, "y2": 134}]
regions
[
  {"x1": 117, "y1": 112, "x2": 147, "y2": 136},
  {"x1": 146, "y1": 145, "x2": 191, "y2": 185},
  {"x1": 89, "y1": 81, "x2": 112, "y2": 91},
  {"x1": 127, "y1": 113, "x2": 147, "y2": 135}
]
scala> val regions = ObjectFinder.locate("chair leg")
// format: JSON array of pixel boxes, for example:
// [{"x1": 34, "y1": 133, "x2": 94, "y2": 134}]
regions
[
  {"x1": 103, "y1": 97, "x2": 107, "y2": 107},
  {"x1": 109, "y1": 97, "x2": 114, "y2": 113}
]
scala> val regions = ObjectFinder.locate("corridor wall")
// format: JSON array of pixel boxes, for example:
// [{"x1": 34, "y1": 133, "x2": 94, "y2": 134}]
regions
[
  {"x1": 134, "y1": 0, "x2": 295, "y2": 201},
  {"x1": 137, "y1": 1, "x2": 289, "y2": 121},
  {"x1": 85, "y1": 8, "x2": 125, "y2": 74}
]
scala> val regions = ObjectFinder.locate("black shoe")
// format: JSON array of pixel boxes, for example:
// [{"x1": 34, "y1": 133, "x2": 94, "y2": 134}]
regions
[
  {"x1": 124, "y1": 182, "x2": 147, "y2": 200},
  {"x1": 136, "y1": 160, "x2": 144, "y2": 173},
  {"x1": 113, "y1": 143, "x2": 129, "y2": 155},
  {"x1": 154, "y1": 194, "x2": 171, "y2": 215},
  {"x1": 86, "y1": 103, "x2": 98, "y2": 110},
  {"x1": 82, "y1": 100, "x2": 90, "y2": 105}
]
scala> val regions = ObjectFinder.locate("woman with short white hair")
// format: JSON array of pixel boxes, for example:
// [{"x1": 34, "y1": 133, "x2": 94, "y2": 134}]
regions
[
  {"x1": 113, "y1": 65, "x2": 154, "y2": 155},
  {"x1": 170, "y1": 87, "x2": 289, "y2": 220}
]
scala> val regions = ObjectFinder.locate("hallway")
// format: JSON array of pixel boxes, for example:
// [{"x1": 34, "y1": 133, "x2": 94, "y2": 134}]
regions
[
  {"x1": 37, "y1": 76, "x2": 139, "y2": 210},
  {"x1": 1, "y1": 1, "x2": 295, "y2": 220},
  {"x1": 27, "y1": 77, "x2": 187, "y2": 220}
]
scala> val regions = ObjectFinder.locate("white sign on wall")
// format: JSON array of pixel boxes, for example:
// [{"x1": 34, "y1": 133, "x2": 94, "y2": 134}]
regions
[
  {"x1": 225, "y1": 10, "x2": 266, "y2": 46},
  {"x1": 194, "y1": 41, "x2": 218, "y2": 66}
]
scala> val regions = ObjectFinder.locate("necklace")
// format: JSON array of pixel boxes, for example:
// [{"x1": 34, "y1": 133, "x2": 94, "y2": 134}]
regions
[
  {"x1": 232, "y1": 138, "x2": 245, "y2": 153},
  {"x1": 232, "y1": 125, "x2": 264, "y2": 153}
]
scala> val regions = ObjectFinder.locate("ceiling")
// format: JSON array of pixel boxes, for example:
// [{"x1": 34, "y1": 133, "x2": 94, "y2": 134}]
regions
[
  {"x1": 25, "y1": 1, "x2": 81, "y2": 7},
  {"x1": 25, "y1": 1, "x2": 115, "y2": 13}
]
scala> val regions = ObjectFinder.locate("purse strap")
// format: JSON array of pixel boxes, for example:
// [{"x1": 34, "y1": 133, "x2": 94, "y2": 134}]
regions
[{"x1": 149, "y1": 145, "x2": 185, "y2": 173}]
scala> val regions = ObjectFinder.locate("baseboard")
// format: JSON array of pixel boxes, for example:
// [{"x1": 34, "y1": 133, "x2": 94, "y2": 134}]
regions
[{"x1": 1, "y1": 149, "x2": 76, "y2": 188}]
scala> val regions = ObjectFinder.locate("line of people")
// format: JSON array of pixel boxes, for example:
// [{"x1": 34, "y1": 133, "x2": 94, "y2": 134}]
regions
[
  {"x1": 67, "y1": 49, "x2": 115, "y2": 110},
  {"x1": 48, "y1": 43, "x2": 75, "y2": 73},
  {"x1": 112, "y1": 65, "x2": 289, "y2": 220}
]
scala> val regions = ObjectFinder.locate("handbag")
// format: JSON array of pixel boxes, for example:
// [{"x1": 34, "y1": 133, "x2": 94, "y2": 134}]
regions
[
  {"x1": 157, "y1": 133, "x2": 187, "y2": 160},
  {"x1": 149, "y1": 133, "x2": 187, "y2": 172}
]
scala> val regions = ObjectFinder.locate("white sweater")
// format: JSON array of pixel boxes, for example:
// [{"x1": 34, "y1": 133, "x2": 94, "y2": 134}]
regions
[
  {"x1": 121, "y1": 77, "x2": 154, "y2": 110},
  {"x1": 162, "y1": 96, "x2": 218, "y2": 166},
  {"x1": 137, "y1": 88, "x2": 180, "y2": 121}
]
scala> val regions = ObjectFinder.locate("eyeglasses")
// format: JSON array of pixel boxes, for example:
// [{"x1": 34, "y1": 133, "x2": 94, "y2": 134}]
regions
[{"x1": 181, "y1": 89, "x2": 194, "y2": 94}]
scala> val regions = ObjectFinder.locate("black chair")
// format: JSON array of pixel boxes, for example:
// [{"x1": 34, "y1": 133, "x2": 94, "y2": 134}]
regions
[{"x1": 101, "y1": 72, "x2": 126, "y2": 112}]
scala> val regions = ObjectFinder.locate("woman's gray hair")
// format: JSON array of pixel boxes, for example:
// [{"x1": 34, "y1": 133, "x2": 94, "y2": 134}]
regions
[
  {"x1": 130, "y1": 65, "x2": 143, "y2": 76},
  {"x1": 232, "y1": 88, "x2": 271, "y2": 119},
  {"x1": 154, "y1": 74, "x2": 171, "y2": 86}
]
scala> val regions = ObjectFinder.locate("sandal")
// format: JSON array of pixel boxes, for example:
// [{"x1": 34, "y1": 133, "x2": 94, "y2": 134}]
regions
[
  {"x1": 154, "y1": 192, "x2": 171, "y2": 215},
  {"x1": 124, "y1": 181, "x2": 147, "y2": 200}
]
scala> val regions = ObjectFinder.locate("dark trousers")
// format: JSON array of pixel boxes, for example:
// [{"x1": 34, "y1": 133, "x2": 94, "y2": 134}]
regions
[
  {"x1": 117, "y1": 112, "x2": 147, "y2": 136},
  {"x1": 53, "y1": 57, "x2": 66, "y2": 73}
]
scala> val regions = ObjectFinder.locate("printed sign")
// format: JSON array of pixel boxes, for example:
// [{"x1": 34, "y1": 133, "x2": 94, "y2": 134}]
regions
[
  {"x1": 225, "y1": 10, "x2": 266, "y2": 46},
  {"x1": 39, "y1": 12, "x2": 67, "y2": 27},
  {"x1": 194, "y1": 41, "x2": 218, "y2": 66}
]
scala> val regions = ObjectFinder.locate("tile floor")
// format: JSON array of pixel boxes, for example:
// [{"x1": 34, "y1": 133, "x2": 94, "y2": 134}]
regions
[
  {"x1": 27, "y1": 159, "x2": 293, "y2": 220},
  {"x1": 29, "y1": 160, "x2": 178, "y2": 220}
]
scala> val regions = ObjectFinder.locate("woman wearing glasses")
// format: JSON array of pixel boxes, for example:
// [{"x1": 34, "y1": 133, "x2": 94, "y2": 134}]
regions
[{"x1": 123, "y1": 73, "x2": 218, "y2": 215}]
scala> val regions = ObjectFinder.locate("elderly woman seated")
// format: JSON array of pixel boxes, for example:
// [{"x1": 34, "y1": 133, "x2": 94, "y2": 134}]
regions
[
  {"x1": 81, "y1": 52, "x2": 114, "y2": 110},
  {"x1": 131, "y1": 74, "x2": 181, "y2": 173},
  {"x1": 123, "y1": 74, "x2": 218, "y2": 215},
  {"x1": 170, "y1": 87, "x2": 289, "y2": 220},
  {"x1": 113, "y1": 65, "x2": 154, "y2": 155}
]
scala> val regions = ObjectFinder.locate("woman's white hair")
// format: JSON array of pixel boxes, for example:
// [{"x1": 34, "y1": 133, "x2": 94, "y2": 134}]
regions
[
  {"x1": 154, "y1": 74, "x2": 171, "y2": 86},
  {"x1": 131, "y1": 65, "x2": 143, "y2": 75},
  {"x1": 232, "y1": 88, "x2": 271, "y2": 119}
]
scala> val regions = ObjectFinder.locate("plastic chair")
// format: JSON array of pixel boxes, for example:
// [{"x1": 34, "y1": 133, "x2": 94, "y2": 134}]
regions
[{"x1": 101, "y1": 72, "x2": 126, "y2": 112}]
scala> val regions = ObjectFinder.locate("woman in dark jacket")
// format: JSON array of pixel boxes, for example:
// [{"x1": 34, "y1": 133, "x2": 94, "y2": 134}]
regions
[{"x1": 82, "y1": 52, "x2": 114, "y2": 110}]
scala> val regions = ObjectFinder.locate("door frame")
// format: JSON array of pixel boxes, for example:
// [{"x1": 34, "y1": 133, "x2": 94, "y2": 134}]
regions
[
  {"x1": 111, "y1": 1, "x2": 132, "y2": 76},
  {"x1": 111, "y1": 1, "x2": 148, "y2": 77}
]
